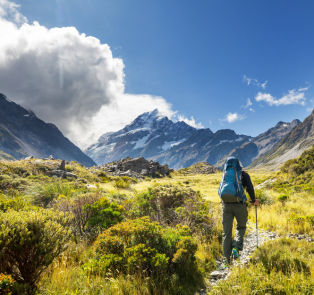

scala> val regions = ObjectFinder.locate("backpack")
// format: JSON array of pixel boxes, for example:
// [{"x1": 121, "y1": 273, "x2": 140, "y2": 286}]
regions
[{"x1": 218, "y1": 157, "x2": 247, "y2": 202}]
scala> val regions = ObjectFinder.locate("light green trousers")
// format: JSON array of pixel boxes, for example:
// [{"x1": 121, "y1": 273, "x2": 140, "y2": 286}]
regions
[{"x1": 222, "y1": 203, "x2": 248, "y2": 263}]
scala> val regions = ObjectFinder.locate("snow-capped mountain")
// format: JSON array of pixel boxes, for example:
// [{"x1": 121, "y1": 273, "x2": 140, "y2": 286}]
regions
[
  {"x1": 86, "y1": 108, "x2": 301, "y2": 169},
  {"x1": 85, "y1": 109, "x2": 197, "y2": 165}
]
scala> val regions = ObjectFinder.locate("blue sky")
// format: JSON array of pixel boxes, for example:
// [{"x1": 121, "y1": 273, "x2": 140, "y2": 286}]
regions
[{"x1": 2, "y1": 0, "x2": 314, "y2": 144}]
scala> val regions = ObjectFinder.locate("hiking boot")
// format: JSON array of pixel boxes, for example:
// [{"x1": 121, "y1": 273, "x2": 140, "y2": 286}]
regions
[
  {"x1": 222, "y1": 259, "x2": 229, "y2": 269},
  {"x1": 232, "y1": 246, "x2": 239, "y2": 260}
]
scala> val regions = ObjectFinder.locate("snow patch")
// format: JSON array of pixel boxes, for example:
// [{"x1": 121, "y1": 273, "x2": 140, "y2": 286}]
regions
[
  {"x1": 24, "y1": 114, "x2": 30, "y2": 117},
  {"x1": 89, "y1": 143, "x2": 116, "y2": 156},
  {"x1": 131, "y1": 134, "x2": 150, "y2": 149},
  {"x1": 283, "y1": 124, "x2": 288, "y2": 127},
  {"x1": 4, "y1": 97, "x2": 12, "y2": 103},
  {"x1": 235, "y1": 137, "x2": 244, "y2": 141},
  {"x1": 191, "y1": 143, "x2": 197, "y2": 147},
  {"x1": 162, "y1": 138, "x2": 187, "y2": 151}
]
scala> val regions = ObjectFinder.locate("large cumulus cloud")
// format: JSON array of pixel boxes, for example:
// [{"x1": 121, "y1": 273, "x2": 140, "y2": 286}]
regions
[{"x1": 0, "y1": 1, "x2": 202, "y2": 147}]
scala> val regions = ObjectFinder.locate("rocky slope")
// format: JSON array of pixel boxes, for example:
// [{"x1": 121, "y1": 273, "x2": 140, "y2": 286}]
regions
[
  {"x1": 178, "y1": 162, "x2": 221, "y2": 175},
  {"x1": 86, "y1": 109, "x2": 254, "y2": 169},
  {"x1": 85, "y1": 109, "x2": 197, "y2": 165},
  {"x1": 249, "y1": 111, "x2": 314, "y2": 169},
  {"x1": 86, "y1": 109, "x2": 302, "y2": 169},
  {"x1": 91, "y1": 156, "x2": 172, "y2": 179},
  {"x1": 216, "y1": 120, "x2": 301, "y2": 168},
  {"x1": 151, "y1": 128, "x2": 252, "y2": 169},
  {"x1": 0, "y1": 93, "x2": 96, "y2": 167}
]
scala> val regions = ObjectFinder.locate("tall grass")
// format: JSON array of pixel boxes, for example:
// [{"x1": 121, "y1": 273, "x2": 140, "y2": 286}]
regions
[
  {"x1": 113, "y1": 177, "x2": 131, "y2": 189},
  {"x1": 28, "y1": 182, "x2": 77, "y2": 207},
  {"x1": 209, "y1": 238, "x2": 314, "y2": 295}
]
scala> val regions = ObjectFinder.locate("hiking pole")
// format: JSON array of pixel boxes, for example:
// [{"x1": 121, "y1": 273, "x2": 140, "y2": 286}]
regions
[{"x1": 255, "y1": 205, "x2": 259, "y2": 258}]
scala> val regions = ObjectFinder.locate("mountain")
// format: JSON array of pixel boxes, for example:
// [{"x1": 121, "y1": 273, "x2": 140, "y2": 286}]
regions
[
  {"x1": 216, "y1": 119, "x2": 301, "y2": 168},
  {"x1": 85, "y1": 109, "x2": 197, "y2": 164},
  {"x1": 86, "y1": 109, "x2": 253, "y2": 168},
  {"x1": 249, "y1": 111, "x2": 314, "y2": 169},
  {"x1": 150, "y1": 128, "x2": 252, "y2": 169},
  {"x1": 0, "y1": 93, "x2": 96, "y2": 167}
]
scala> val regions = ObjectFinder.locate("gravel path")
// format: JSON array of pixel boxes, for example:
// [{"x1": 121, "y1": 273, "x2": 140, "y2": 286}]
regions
[{"x1": 197, "y1": 222, "x2": 314, "y2": 294}]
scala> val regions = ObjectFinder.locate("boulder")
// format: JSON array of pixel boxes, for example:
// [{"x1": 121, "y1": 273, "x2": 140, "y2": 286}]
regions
[
  {"x1": 59, "y1": 160, "x2": 66, "y2": 171},
  {"x1": 96, "y1": 157, "x2": 172, "y2": 179}
]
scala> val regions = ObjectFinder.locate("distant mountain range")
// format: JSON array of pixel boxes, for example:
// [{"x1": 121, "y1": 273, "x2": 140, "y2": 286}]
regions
[
  {"x1": 249, "y1": 110, "x2": 314, "y2": 169},
  {"x1": 1, "y1": 93, "x2": 310, "y2": 170},
  {"x1": 0, "y1": 93, "x2": 96, "y2": 167},
  {"x1": 85, "y1": 109, "x2": 302, "y2": 169}
]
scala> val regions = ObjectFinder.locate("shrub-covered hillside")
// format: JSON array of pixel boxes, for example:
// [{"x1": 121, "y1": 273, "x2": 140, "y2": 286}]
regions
[{"x1": 0, "y1": 159, "x2": 223, "y2": 294}]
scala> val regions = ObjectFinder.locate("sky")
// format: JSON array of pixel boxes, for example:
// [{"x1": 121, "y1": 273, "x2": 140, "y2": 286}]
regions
[{"x1": 0, "y1": 0, "x2": 313, "y2": 148}]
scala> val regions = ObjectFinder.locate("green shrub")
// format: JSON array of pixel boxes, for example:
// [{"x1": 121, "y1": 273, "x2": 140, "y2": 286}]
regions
[
  {"x1": 277, "y1": 194, "x2": 289, "y2": 203},
  {"x1": 0, "y1": 191, "x2": 29, "y2": 212},
  {"x1": 0, "y1": 209, "x2": 72, "y2": 290},
  {"x1": 85, "y1": 196, "x2": 124, "y2": 233},
  {"x1": 56, "y1": 192, "x2": 102, "y2": 237},
  {"x1": 0, "y1": 273, "x2": 15, "y2": 294},
  {"x1": 113, "y1": 178, "x2": 131, "y2": 189},
  {"x1": 83, "y1": 217, "x2": 198, "y2": 277},
  {"x1": 254, "y1": 189, "x2": 274, "y2": 205},
  {"x1": 129, "y1": 185, "x2": 217, "y2": 237}
]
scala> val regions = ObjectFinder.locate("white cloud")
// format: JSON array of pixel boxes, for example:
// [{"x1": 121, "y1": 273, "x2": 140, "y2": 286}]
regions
[
  {"x1": 249, "y1": 108, "x2": 255, "y2": 112},
  {"x1": 306, "y1": 107, "x2": 313, "y2": 112},
  {"x1": 241, "y1": 98, "x2": 252, "y2": 108},
  {"x1": 243, "y1": 75, "x2": 252, "y2": 85},
  {"x1": 243, "y1": 75, "x2": 268, "y2": 89},
  {"x1": 261, "y1": 81, "x2": 268, "y2": 89},
  {"x1": 220, "y1": 112, "x2": 246, "y2": 124},
  {"x1": 0, "y1": 0, "x2": 27, "y2": 24},
  {"x1": 255, "y1": 87, "x2": 308, "y2": 106},
  {"x1": 173, "y1": 114, "x2": 204, "y2": 129},
  {"x1": 0, "y1": 1, "x2": 201, "y2": 148}
]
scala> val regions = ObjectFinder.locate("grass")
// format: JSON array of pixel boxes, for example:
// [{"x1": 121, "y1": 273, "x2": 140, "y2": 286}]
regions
[
  {"x1": 209, "y1": 238, "x2": 314, "y2": 295},
  {"x1": 2, "y1": 156, "x2": 314, "y2": 294}
]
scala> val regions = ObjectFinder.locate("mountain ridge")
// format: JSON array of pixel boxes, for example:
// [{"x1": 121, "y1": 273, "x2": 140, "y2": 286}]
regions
[{"x1": 0, "y1": 93, "x2": 96, "y2": 167}]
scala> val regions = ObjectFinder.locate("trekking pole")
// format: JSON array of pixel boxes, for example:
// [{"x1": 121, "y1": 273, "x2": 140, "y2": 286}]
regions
[{"x1": 255, "y1": 205, "x2": 259, "y2": 258}]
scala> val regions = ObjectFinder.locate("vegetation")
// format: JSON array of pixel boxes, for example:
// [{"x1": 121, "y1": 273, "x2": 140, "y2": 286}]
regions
[{"x1": 1, "y1": 150, "x2": 314, "y2": 294}]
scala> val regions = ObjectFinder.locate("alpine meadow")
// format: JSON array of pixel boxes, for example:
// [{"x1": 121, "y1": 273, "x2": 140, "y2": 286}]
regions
[{"x1": 1, "y1": 0, "x2": 314, "y2": 294}]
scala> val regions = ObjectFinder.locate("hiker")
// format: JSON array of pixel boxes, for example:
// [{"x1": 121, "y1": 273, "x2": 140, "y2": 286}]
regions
[{"x1": 218, "y1": 157, "x2": 258, "y2": 265}]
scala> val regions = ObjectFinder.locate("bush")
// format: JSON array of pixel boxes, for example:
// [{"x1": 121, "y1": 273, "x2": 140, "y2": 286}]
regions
[
  {"x1": 112, "y1": 178, "x2": 131, "y2": 189},
  {"x1": 83, "y1": 217, "x2": 198, "y2": 278},
  {"x1": 56, "y1": 192, "x2": 102, "y2": 237},
  {"x1": 277, "y1": 194, "x2": 289, "y2": 203},
  {"x1": 85, "y1": 197, "x2": 124, "y2": 233},
  {"x1": 0, "y1": 273, "x2": 15, "y2": 295},
  {"x1": 0, "y1": 191, "x2": 29, "y2": 212},
  {"x1": 56, "y1": 193, "x2": 124, "y2": 237},
  {"x1": 0, "y1": 209, "x2": 72, "y2": 291},
  {"x1": 129, "y1": 185, "x2": 217, "y2": 237},
  {"x1": 254, "y1": 189, "x2": 274, "y2": 205}
]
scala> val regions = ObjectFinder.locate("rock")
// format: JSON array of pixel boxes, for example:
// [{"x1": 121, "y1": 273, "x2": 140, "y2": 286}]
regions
[
  {"x1": 140, "y1": 169, "x2": 149, "y2": 176},
  {"x1": 65, "y1": 172, "x2": 77, "y2": 178},
  {"x1": 86, "y1": 184, "x2": 97, "y2": 189},
  {"x1": 25, "y1": 156, "x2": 34, "y2": 160},
  {"x1": 97, "y1": 157, "x2": 171, "y2": 179},
  {"x1": 48, "y1": 155, "x2": 54, "y2": 160},
  {"x1": 60, "y1": 171, "x2": 67, "y2": 179},
  {"x1": 59, "y1": 160, "x2": 66, "y2": 171},
  {"x1": 210, "y1": 270, "x2": 227, "y2": 279}
]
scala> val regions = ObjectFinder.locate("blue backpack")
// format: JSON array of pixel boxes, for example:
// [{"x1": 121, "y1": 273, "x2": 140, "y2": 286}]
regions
[{"x1": 218, "y1": 157, "x2": 247, "y2": 202}]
